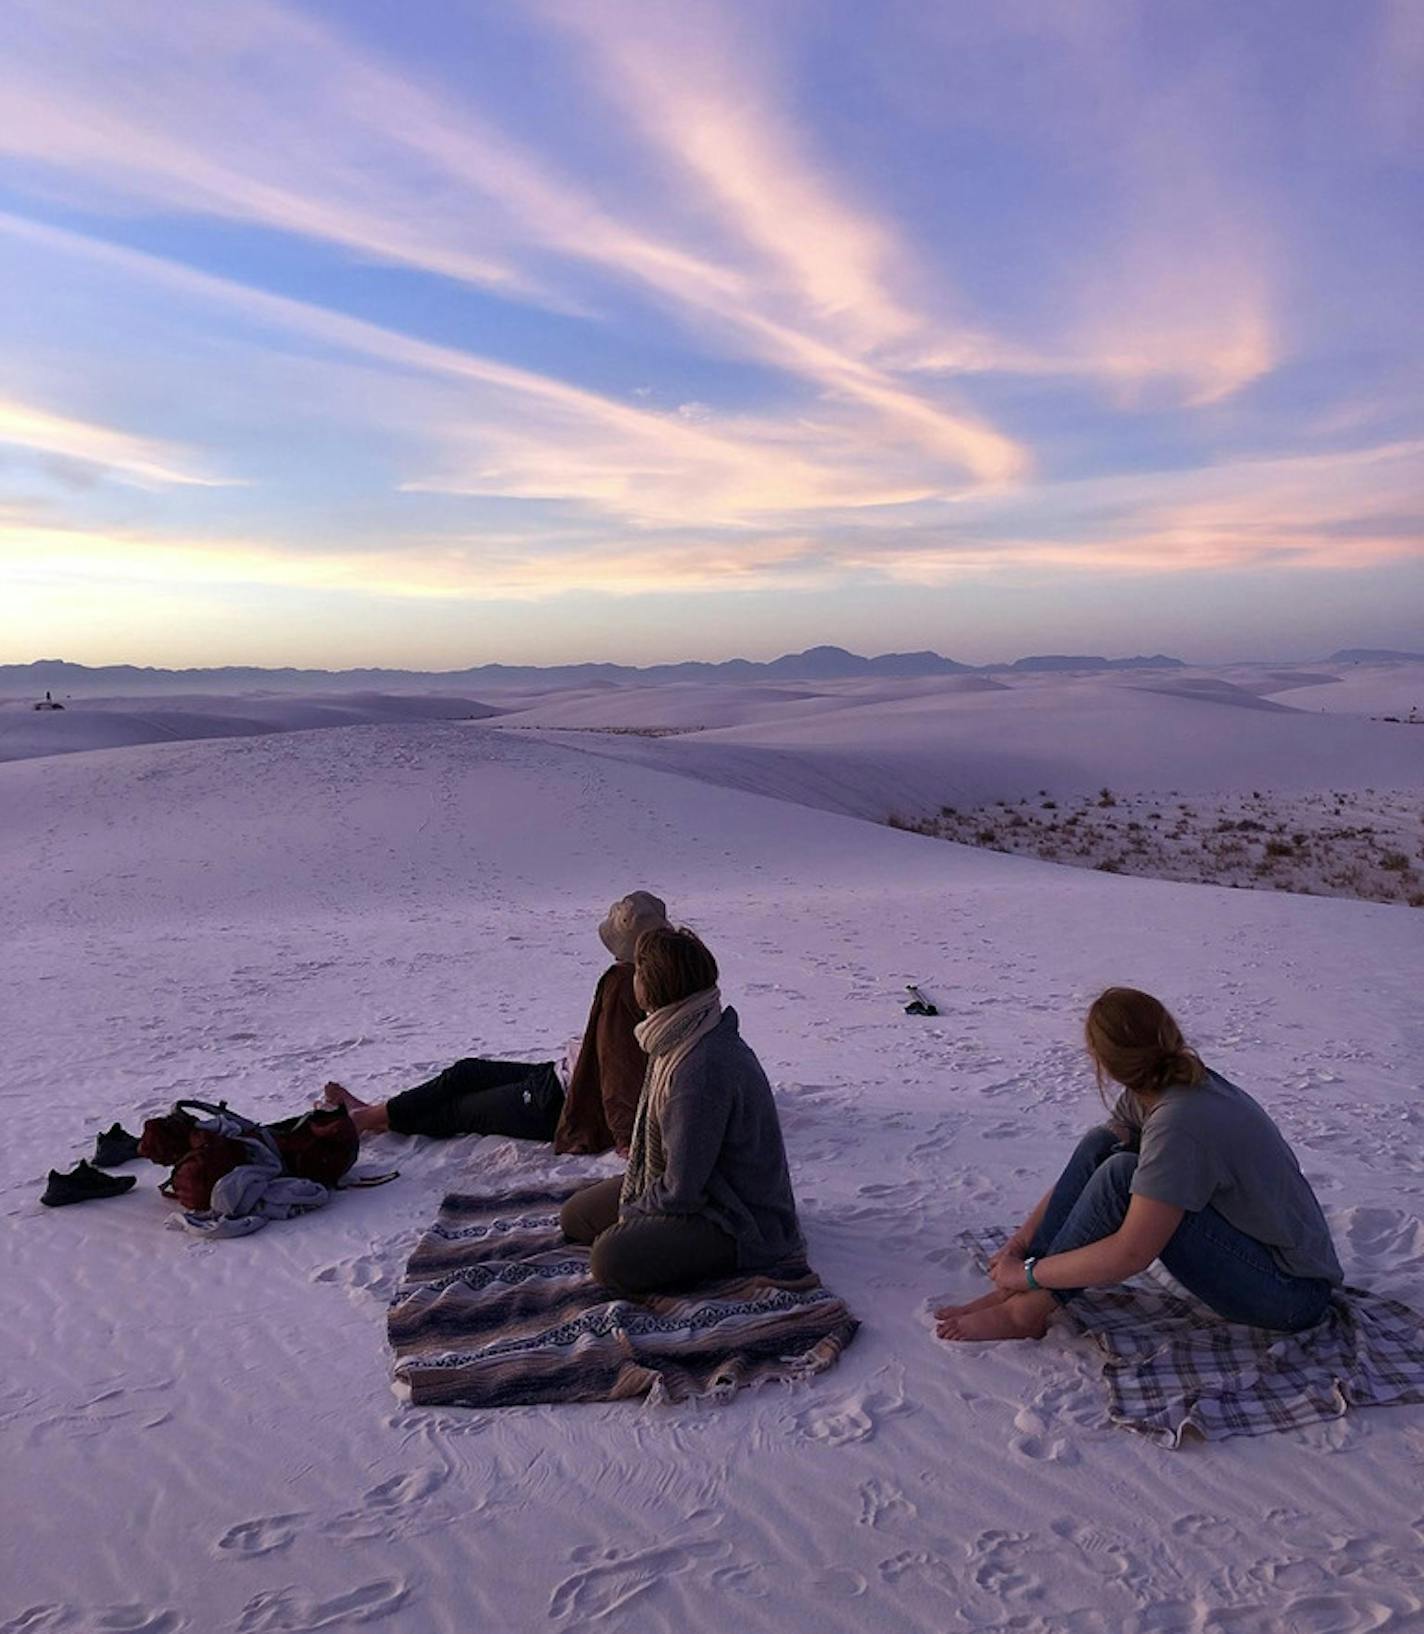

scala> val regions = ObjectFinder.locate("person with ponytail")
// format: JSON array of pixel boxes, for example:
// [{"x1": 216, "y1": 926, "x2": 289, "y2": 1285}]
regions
[
  {"x1": 938, "y1": 987, "x2": 1341, "y2": 1343},
  {"x1": 561, "y1": 926, "x2": 803, "y2": 1298}
]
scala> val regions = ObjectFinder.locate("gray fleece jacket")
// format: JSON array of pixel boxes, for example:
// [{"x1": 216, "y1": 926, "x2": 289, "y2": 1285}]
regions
[{"x1": 621, "y1": 1007, "x2": 804, "y2": 1272}]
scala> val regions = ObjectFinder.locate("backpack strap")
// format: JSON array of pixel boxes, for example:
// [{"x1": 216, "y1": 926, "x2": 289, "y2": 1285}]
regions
[{"x1": 175, "y1": 1099, "x2": 264, "y2": 1135}]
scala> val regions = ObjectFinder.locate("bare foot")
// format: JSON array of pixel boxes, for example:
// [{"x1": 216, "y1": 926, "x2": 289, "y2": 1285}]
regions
[
  {"x1": 933, "y1": 1288, "x2": 1012, "y2": 1322},
  {"x1": 937, "y1": 1291, "x2": 1056, "y2": 1343},
  {"x1": 321, "y1": 1080, "x2": 367, "y2": 1111}
]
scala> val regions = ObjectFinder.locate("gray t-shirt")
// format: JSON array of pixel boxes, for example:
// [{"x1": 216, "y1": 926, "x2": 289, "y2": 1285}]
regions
[{"x1": 1115, "y1": 1071, "x2": 1342, "y2": 1284}]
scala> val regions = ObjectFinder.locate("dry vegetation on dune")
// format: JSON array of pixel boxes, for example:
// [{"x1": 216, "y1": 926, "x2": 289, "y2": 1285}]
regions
[{"x1": 891, "y1": 787, "x2": 1424, "y2": 907}]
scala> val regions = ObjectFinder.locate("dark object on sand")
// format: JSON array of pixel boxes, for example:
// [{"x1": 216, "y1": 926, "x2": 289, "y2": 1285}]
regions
[
  {"x1": 904, "y1": 984, "x2": 939, "y2": 1016},
  {"x1": 42, "y1": 1161, "x2": 138, "y2": 1207},
  {"x1": 139, "y1": 1099, "x2": 359, "y2": 1212},
  {"x1": 93, "y1": 1122, "x2": 142, "y2": 1168}
]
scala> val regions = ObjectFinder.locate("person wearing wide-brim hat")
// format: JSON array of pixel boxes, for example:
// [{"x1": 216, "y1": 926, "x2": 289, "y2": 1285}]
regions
[{"x1": 321, "y1": 891, "x2": 669, "y2": 1154}]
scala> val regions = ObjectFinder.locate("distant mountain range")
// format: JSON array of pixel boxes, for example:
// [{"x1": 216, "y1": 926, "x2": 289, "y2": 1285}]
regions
[{"x1": 0, "y1": 647, "x2": 1194, "y2": 696}]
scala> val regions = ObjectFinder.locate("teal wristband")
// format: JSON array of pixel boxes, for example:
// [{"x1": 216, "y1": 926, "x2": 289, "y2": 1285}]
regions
[{"x1": 1023, "y1": 1256, "x2": 1041, "y2": 1291}]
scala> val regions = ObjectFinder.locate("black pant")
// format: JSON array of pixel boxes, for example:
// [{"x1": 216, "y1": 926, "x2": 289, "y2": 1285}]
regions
[{"x1": 386, "y1": 1058, "x2": 564, "y2": 1141}]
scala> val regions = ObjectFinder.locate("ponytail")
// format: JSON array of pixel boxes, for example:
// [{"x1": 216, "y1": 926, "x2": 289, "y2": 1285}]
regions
[{"x1": 1085, "y1": 988, "x2": 1205, "y2": 1099}]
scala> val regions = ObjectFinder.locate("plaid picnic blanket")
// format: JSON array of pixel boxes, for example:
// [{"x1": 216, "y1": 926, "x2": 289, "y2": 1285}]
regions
[
  {"x1": 389, "y1": 1182, "x2": 859, "y2": 1408},
  {"x1": 959, "y1": 1227, "x2": 1424, "y2": 1446}
]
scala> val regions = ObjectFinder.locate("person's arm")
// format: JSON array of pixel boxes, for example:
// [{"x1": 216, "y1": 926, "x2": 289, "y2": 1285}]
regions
[
  {"x1": 552, "y1": 977, "x2": 609, "y2": 1156},
  {"x1": 987, "y1": 1187, "x2": 1050, "y2": 1271},
  {"x1": 600, "y1": 976, "x2": 648, "y2": 1153},
  {"x1": 993, "y1": 1194, "x2": 1184, "y2": 1291},
  {"x1": 621, "y1": 1060, "x2": 733, "y2": 1218}
]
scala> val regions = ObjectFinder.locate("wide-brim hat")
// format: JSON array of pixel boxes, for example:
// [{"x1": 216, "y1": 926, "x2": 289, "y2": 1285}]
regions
[{"x1": 598, "y1": 890, "x2": 669, "y2": 962}]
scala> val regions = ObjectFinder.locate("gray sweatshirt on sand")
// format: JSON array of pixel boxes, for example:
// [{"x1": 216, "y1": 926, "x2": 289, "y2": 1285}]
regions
[{"x1": 621, "y1": 1008, "x2": 804, "y2": 1272}]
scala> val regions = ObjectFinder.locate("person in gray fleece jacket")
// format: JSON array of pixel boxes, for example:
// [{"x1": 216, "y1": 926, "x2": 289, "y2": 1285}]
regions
[{"x1": 561, "y1": 926, "x2": 803, "y2": 1297}]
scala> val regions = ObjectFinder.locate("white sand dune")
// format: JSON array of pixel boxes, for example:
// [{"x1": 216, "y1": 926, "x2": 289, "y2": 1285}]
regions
[
  {"x1": 3, "y1": 712, "x2": 1422, "y2": 1632},
  {"x1": 519, "y1": 675, "x2": 1424, "y2": 823},
  {"x1": 1259, "y1": 665, "x2": 1424, "y2": 719},
  {"x1": 0, "y1": 691, "x2": 499, "y2": 765}
]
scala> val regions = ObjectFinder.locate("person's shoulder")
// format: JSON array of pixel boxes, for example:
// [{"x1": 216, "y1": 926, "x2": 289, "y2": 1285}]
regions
[
  {"x1": 597, "y1": 962, "x2": 637, "y2": 1006},
  {"x1": 1153, "y1": 1070, "x2": 1244, "y2": 1132}
]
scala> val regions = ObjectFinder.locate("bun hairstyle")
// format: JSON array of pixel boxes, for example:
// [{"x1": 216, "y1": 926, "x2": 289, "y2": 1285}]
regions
[
  {"x1": 633, "y1": 926, "x2": 718, "y2": 1013},
  {"x1": 1085, "y1": 987, "x2": 1205, "y2": 1098}
]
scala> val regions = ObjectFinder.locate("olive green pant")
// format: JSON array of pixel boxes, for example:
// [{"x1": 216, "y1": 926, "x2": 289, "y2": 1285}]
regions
[{"x1": 561, "y1": 1175, "x2": 737, "y2": 1297}]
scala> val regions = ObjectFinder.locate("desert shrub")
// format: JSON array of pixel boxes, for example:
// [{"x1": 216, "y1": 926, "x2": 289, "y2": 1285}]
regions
[
  {"x1": 940, "y1": 805, "x2": 958, "y2": 818},
  {"x1": 1380, "y1": 851, "x2": 1409, "y2": 873},
  {"x1": 1041, "y1": 799, "x2": 1057, "y2": 811},
  {"x1": 1293, "y1": 833, "x2": 1309, "y2": 847},
  {"x1": 1265, "y1": 839, "x2": 1295, "y2": 857},
  {"x1": 1098, "y1": 787, "x2": 1116, "y2": 807},
  {"x1": 1408, "y1": 892, "x2": 1424, "y2": 908},
  {"x1": 1095, "y1": 858, "x2": 1123, "y2": 873},
  {"x1": 887, "y1": 813, "x2": 912, "y2": 831},
  {"x1": 975, "y1": 828, "x2": 998, "y2": 845}
]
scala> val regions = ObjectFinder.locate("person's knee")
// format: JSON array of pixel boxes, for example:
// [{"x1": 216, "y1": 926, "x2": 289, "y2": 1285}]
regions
[
  {"x1": 589, "y1": 1228, "x2": 646, "y2": 1297},
  {"x1": 1095, "y1": 1150, "x2": 1138, "y2": 1196},
  {"x1": 561, "y1": 1194, "x2": 598, "y2": 1244},
  {"x1": 1077, "y1": 1126, "x2": 1122, "y2": 1163}
]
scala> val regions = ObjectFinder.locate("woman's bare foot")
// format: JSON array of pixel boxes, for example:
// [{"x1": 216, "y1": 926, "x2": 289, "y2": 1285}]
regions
[
  {"x1": 938, "y1": 1290, "x2": 1056, "y2": 1343},
  {"x1": 933, "y1": 1287, "x2": 1013, "y2": 1322},
  {"x1": 321, "y1": 1080, "x2": 367, "y2": 1111}
]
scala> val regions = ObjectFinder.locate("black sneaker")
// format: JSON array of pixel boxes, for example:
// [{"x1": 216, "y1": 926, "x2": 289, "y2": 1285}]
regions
[
  {"x1": 93, "y1": 1122, "x2": 142, "y2": 1167},
  {"x1": 41, "y1": 1161, "x2": 138, "y2": 1207}
]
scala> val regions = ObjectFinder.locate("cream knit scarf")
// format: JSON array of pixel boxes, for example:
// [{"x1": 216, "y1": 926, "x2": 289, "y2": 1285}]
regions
[{"x1": 620, "y1": 986, "x2": 723, "y2": 1206}]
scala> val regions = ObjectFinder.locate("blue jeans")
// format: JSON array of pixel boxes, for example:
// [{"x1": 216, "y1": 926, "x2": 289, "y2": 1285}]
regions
[{"x1": 1027, "y1": 1128, "x2": 1332, "y2": 1332}]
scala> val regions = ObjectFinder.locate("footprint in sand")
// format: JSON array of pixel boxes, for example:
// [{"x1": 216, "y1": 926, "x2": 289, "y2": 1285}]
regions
[
  {"x1": 786, "y1": 1370, "x2": 910, "y2": 1447},
  {"x1": 215, "y1": 1514, "x2": 307, "y2": 1557},
  {"x1": 235, "y1": 1580, "x2": 409, "y2": 1633},
  {"x1": 548, "y1": 1538, "x2": 728, "y2": 1622},
  {"x1": 318, "y1": 1467, "x2": 451, "y2": 1541},
  {"x1": 857, "y1": 1478, "x2": 918, "y2": 1529},
  {"x1": 0, "y1": 1611, "x2": 181, "y2": 1634},
  {"x1": 1171, "y1": 1514, "x2": 1244, "y2": 1550}
]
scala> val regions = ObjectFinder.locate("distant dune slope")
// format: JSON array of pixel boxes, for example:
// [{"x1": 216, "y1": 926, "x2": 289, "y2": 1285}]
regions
[
  {"x1": 510, "y1": 676, "x2": 1424, "y2": 821},
  {"x1": 0, "y1": 691, "x2": 499, "y2": 764}
]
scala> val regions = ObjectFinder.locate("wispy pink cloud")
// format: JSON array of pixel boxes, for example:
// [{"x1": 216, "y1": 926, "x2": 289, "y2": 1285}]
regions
[{"x1": 0, "y1": 393, "x2": 231, "y2": 487}]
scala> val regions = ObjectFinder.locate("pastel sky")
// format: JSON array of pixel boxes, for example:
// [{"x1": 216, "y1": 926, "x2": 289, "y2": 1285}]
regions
[{"x1": 2, "y1": 0, "x2": 1421, "y2": 669}]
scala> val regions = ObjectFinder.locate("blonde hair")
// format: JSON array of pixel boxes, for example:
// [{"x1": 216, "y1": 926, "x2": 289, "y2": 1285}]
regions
[
  {"x1": 1085, "y1": 987, "x2": 1205, "y2": 1098},
  {"x1": 633, "y1": 926, "x2": 718, "y2": 1012}
]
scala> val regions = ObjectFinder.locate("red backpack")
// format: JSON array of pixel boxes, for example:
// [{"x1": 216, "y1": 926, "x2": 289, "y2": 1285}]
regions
[{"x1": 139, "y1": 1100, "x2": 358, "y2": 1211}]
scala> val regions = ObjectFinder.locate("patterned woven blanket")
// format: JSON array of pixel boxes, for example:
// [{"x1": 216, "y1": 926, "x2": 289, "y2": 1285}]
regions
[
  {"x1": 959, "y1": 1227, "x2": 1424, "y2": 1446},
  {"x1": 390, "y1": 1183, "x2": 859, "y2": 1408}
]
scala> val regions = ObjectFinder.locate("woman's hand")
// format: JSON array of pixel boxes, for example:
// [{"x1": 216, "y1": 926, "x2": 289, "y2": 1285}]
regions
[
  {"x1": 987, "y1": 1231, "x2": 1029, "y2": 1276},
  {"x1": 991, "y1": 1255, "x2": 1032, "y2": 1293}
]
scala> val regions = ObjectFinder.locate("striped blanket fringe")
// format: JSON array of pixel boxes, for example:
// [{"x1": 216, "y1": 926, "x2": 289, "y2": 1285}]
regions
[
  {"x1": 389, "y1": 1182, "x2": 859, "y2": 1409},
  {"x1": 959, "y1": 1227, "x2": 1424, "y2": 1447}
]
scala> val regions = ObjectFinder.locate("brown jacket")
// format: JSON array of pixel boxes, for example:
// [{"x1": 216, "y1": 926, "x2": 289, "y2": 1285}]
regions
[{"x1": 552, "y1": 963, "x2": 647, "y2": 1154}]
